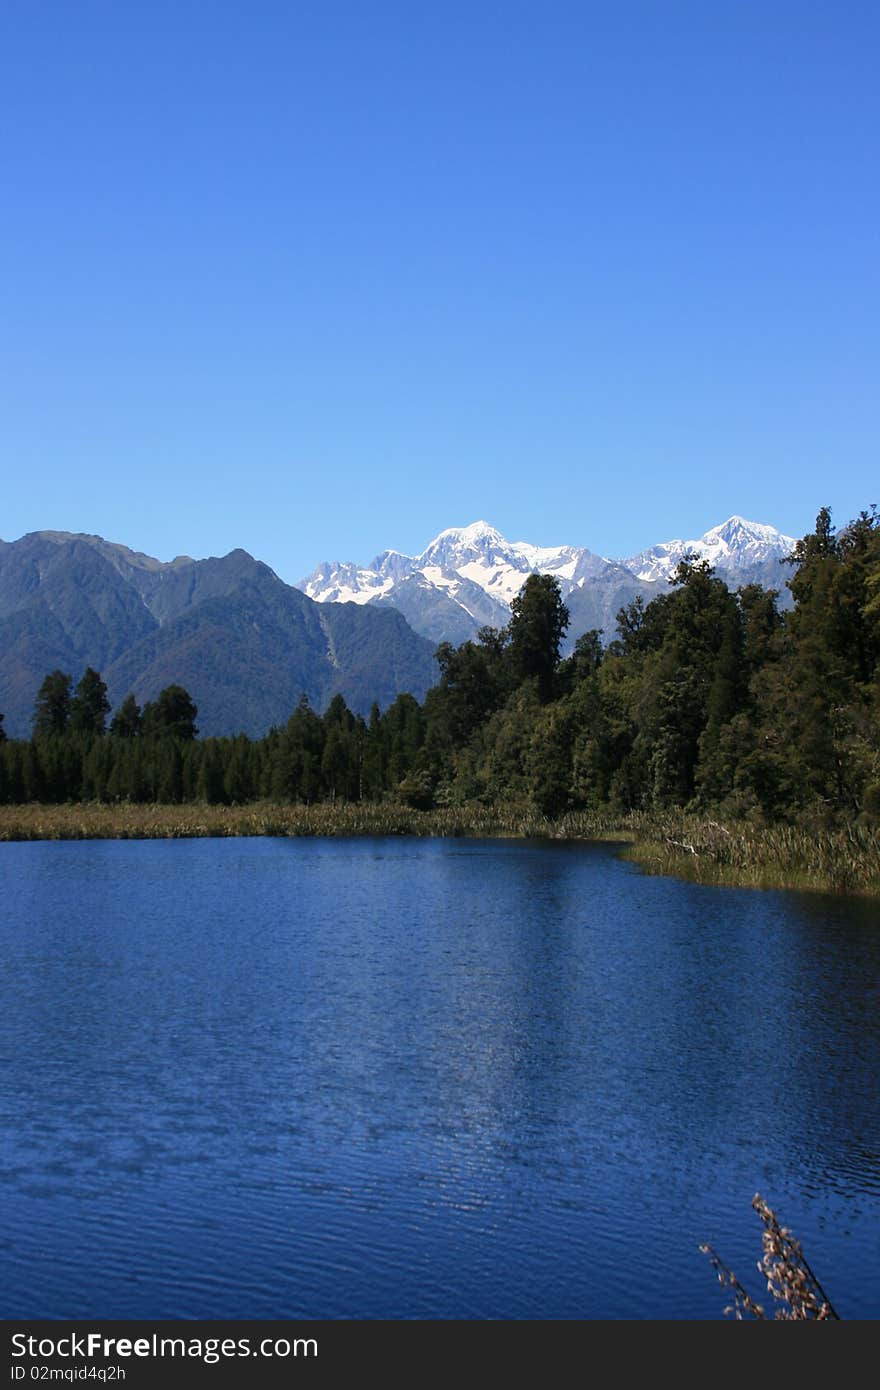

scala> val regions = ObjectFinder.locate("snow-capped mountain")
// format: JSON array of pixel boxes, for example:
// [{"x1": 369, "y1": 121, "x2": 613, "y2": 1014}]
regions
[
  {"x1": 300, "y1": 559, "x2": 396, "y2": 606},
  {"x1": 624, "y1": 516, "x2": 796, "y2": 586},
  {"x1": 418, "y1": 521, "x2": 629, "y2": 603},
  {"x1": 299, "y1": 520, "x2": 661, "y2": 648},
  {"x1": 297, "y1": 515, "x2": 796, "y2": 649}
]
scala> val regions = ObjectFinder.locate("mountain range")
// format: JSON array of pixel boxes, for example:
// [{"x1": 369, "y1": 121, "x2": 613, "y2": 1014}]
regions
[
  {"x1": 0, "y1": 515, "x2": 797, "y2": 740},
  {"x1": 298, "y1": 515, "x2": 797, "y2": 648}
]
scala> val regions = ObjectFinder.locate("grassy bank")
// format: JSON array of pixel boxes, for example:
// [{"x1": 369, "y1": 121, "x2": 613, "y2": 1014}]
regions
[
  {"x1": 0, "y1": 800, "x2": 571, "y2": 842},
  {"x1": 1, "y1": 802, "x2": 878, "y2": 896},
  {"x1": 614, "y1": 812, "x2": 880, "y2": 896}
]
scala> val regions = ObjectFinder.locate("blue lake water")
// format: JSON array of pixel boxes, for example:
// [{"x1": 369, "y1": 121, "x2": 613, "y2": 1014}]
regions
[{"x1": 0, "y1": 835, "x2": 878, "y2": 1319}]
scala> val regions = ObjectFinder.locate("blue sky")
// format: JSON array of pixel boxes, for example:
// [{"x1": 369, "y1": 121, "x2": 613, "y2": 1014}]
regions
[{"x1": 2, "y1": 1, "x2": 877, "y2": 580}]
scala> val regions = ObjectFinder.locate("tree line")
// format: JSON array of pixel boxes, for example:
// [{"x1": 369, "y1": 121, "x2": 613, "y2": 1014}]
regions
[{"x1": 1, "y1": 506, "x2": 878, "y2": 822}]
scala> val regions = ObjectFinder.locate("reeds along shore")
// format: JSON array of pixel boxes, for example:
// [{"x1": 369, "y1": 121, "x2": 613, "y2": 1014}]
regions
[{"x1": 1, "y1": 802, "x2": 878, "y2": 896}]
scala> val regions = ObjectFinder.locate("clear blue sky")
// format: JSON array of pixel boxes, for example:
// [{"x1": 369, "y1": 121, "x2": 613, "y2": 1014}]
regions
[{"x1": 2, "y1": 1, "x2": 877, "y2": 579}]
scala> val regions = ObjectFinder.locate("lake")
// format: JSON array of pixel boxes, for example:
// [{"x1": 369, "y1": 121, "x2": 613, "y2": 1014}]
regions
[{"x1": 0, "y1": 836, "x2": 877, "y2": 1319}]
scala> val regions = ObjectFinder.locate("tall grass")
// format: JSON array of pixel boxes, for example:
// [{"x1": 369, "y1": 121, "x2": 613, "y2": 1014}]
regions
[
  {"x1": 619, "y1": 812, "x2": 880, "y2": 895},
  {"x1": 0, "y1": 800, "x2": 558, "y2": 843},
  {"x1": 1, "y1": 802, "x2": 878, "y2": 895}
]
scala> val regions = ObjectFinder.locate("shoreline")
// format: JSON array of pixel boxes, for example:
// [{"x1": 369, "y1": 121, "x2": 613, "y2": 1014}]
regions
[{"x1": 1, "y1": 802, "x2": 879, "y2": 897}]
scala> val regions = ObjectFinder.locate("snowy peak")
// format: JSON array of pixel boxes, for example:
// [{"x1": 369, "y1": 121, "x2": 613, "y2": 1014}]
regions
[
  {"x1": 370, "y1": 549, "x2": 415, "y2": 582},
  {"x1": 301, "y1": 560, "x2": 395, "y2": 606},
  {"x1": 707, "y1": 515, "x2": 778, "y2": 544},
  {"x1": 624, "y1": 516, "x2": 796, "y2": 583},
  {"x1": 419, "y1": 523, "x2": 532, "y2": 606},
  {"x1": 425, "y1": 520, "x2": 504, "y2": 547},
  {"x1": 413, "y1": 521, "x2": 617, "y2": 607},
  {"x1": 704, "y1": 515, "x2": 792, "y2": 552},
  {"x1": 418, "y1": 520, "x2": 522, "y2": 570}
]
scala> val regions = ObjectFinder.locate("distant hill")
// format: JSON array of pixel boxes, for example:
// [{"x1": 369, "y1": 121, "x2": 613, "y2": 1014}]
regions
[{"x1": 0, "y1": 533, "x2": 438, "y2": 738}]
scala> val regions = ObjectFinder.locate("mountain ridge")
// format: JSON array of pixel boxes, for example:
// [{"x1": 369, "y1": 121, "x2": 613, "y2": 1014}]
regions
[
  {"x1": 298, "y1": 514, "x2": 796, "y2": 648},
  {"x1": 0, "y1": 532, "x2": 438, "y2": 739}
]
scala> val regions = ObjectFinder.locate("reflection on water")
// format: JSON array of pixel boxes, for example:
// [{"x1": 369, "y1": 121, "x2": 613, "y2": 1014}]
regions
[{"x1": 0, "y1": 836, "x2": 878, "y2": 1318}]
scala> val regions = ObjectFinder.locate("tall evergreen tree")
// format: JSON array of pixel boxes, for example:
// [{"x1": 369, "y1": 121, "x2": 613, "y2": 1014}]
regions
[
  {"x1": 70, "y1": 668, "x2": 111, "y2": 735},
  {"x1": 110, "y1": 693, "x2": 143, "y2": 738},
  {"x1": 270, "y1": 695, "x2": 325, "y2": 802},
  {"x1": 33, "y1": 671, "x2": 73, "y2": 737},
  {"x1": 506, "y1": 574, "x2": 570, "y2": 701}
]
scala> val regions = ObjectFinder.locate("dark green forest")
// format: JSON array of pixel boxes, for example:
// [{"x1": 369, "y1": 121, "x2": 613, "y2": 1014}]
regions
[{"x1": 2, "y1": 508, "x2": 878, "y2": 825}]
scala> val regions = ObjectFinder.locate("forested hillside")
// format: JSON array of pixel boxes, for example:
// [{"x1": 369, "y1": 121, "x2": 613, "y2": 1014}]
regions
[{"x1": 0, "y1": 532, "x2": 438, "y2": 735}]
